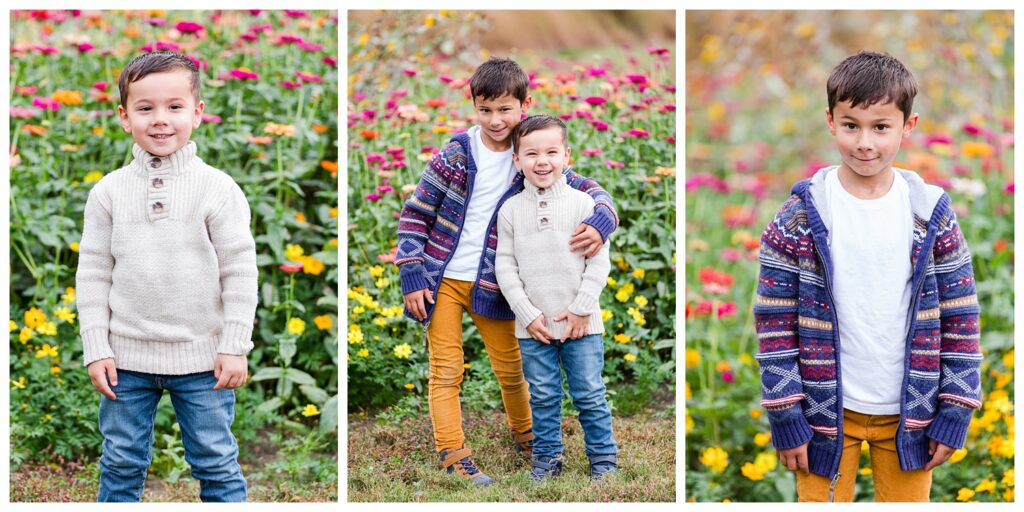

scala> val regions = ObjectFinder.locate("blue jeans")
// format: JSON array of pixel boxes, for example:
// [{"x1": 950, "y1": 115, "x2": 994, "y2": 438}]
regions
[
  {"x1": 97, "y1": 369, "x2": 246, "y2": 502},
  {"x1": 518, "y1": 334, "x2": 617, "y2": 459}
]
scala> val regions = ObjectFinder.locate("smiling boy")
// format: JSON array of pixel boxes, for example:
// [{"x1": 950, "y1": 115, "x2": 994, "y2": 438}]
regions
[
  {"x1": 754, "y1": 51, "x2": 982, "y2": 502},
  {"x1": 396, "y1": 57, "x2": 619, "y2": 484},
  {"x1": 77, "y1": 52, "x2": 257, "y2": 502}
]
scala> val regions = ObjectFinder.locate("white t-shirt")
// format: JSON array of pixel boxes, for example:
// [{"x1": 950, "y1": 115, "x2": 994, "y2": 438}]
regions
[
  {"x1": 444, "y1": 125, "x2": 517, "y2": 281},
  {"x1": 826, "y1": 170, "x2": 914, "y2": 415}
]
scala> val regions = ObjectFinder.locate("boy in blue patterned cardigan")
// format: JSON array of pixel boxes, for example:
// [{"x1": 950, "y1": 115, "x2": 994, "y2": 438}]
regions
[{"x1": 754, "y1": 51, "x2": 982, "y2": 501}]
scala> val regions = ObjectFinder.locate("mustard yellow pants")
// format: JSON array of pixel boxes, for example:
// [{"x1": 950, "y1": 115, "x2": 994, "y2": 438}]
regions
[
  {"x1": 426, "y1": 279, "x2": 532, "y2": 452},
  {"x1": 797, "y1": 409, "x2": 932, "y2": 502}
]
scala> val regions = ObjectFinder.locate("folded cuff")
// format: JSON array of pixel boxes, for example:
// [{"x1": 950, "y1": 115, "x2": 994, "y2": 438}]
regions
[
  {"x1": 584, "y1": 207, "x2": 618, "y2": 241},
  {"x1": 217, "y1": 322, "x2": 255, "y2": 355},
  {"x1": 81, "y1": 328, "x2": 114, "y2": 366},
  {"x1": 768, "y1": 405, "x2": 815, "y2": 450},
  {"x1": 399, "y1": 263, "x2": 430, "y2": 294},
  {"x1": 926, "y1": 403, "x2": 974, "y2": 449},
  {"x1": 568, "y1": 290, "x2": 599, "y2": 316},
  {"x1": 511, "y1": 298, "x2": 543, "y2": 328}
]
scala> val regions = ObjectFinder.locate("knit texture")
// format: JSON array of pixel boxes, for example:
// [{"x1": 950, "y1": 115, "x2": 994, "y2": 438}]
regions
[
  {"x1": 76, "y1": 141, "x2": 259, "y2": 374},
  {"x1": 495, "y1": 175, "x2": 610, "y2": 340},
  {"x1": 754, "y1": 167, "x2": 982, "y2": 478},
  {"x1": 396, "y1": 131, "x2": 619, "y2": 324}
]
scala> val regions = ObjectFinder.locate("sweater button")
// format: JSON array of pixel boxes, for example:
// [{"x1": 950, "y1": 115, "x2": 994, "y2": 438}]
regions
[
  {"x1": 538, "y1": 188, "x2": 545, "y2": 195},
  {"x1": 540, "y1": 217, "x2": 549, "y2": 224},
  {"x1": 152, "y1": 178, "x2": 163, "y2": 188},
  {"x1": 539, "y1": 201, "x2": 547, "y2": 208},
  {"x1": 149, "y1": 158, "x2": 161, "y2": 168},
  {"x1": 151, "y1": 201, "x2": 164, "y2": 212}
]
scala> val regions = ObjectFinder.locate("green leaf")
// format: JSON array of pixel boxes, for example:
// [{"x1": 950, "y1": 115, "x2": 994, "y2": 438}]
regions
[
  {"x1": 283, "y1": 368, "x2": 316, "y2": 386},
  {"x1": 252, "y1": 367, "x2": 283, "y2": 381}
]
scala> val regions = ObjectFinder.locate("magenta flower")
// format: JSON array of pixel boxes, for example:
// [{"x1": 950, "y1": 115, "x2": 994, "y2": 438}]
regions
[
  {"x1": 591, "y1": 120, "x2": 609, "y2": 131},
  {"x1": 76, "y1": 42, "x2": 95, "y2": 52},
  {"x1": 248, "y1": 10, "x2": 262, "y2": 15},
  {"x1": 421, "y1": 145, "x2": 438, "y2": 154},
  {"x1": 605, "y1": 160, "x2": 625, "y2": 168},
  {"x1": 628, "y1": 128, "x2": 650, "y2": 138},
  {"x1": 296, "y1": 71, "x2": 322, "y2": 83},
  {"x1": 366, "y1": 193, "x2": 383, "y2": 201},
  {"x1": 663, "y1": 84, "x2": 676, "y2": 93},
  {"x1": 184, "y1": 54, "x2": 207, "y2": 71},
  {"x1": 584, "y1": 96, "x2": 607, "y2": 106},
  {"x1": 403, "y1": 68, "x2": 417, "y2": 77},
  {"x1": 1005, "y1": 182, "x2": 1015, "y2": 194},
  {"x1": 626, "y1": 74, "x2": 647, "y2": 84},
  {"x1": 146, "y1": 18, "x2": 166, "y2": 26},
  {"x1": 582, "y1": 148, "x2": 602, "y2": 156},
  {"x1": 646, "y1": 47, "x2": 669, "y2": 55},
  {"x1": 323, "y1": 56, "x2": 338, "y2": 67},
  {"x1": 366, "y1": 153, "x2": 386, "y2": 167},
  {"x1": 299, "y1": 42, "x2": 324, "y2": 52},
  {"x1": 559, "y1": 113, "x2": 573, "y2": 120},
  {"x1": 661, "y1": 104, "x2": 676, "y2": 112},
  {"x1": 685, "y1": 173, "x2": 729, "y2": 193},
  {"x1": 16, "y1": 86, "x2": 38, "y2": 96},
  {"x1": 230, "y1": 68, "x2": 259, "y2": 80},
  {"x1": 588, "y1": 67, "x2": 606, "y2": 77},
  {"x1": 721, "y1": 370, "x2": 734, "y2": 383},
  {"x1": 175, "y1": 21, "x2": 204, "y2": 34},
  {"x1": 962, "y1": 123, "x2": 982, "y2": 136},
  {"x1": 92, "y1": 81, "x2": 108, "y2": 91},
  {"x1": 439, "y1": 75, "x2": 454, "y2": 83},
  {"x1": 574, "y1": 110, "x2": 593, "y2": 119},
  {"x1": 280, "y1": 81, "x2": 301, "y2": 89},
  {"x1": 280, "y1": 263, "x2": 303, "y2": 273},
  {"x1": 240, "y1": 33, "x2": 259, "y2": 43},
  {"x1": 140, "y1": 41, "x2": 181, "y2": 52},
  {"x1": 276, "y1": 34, "x2": 304, "y2": 44},
  {"x1": 201, "y1": 114, "x2": 222, "y2": 123},
  {"x1": 284, "y1": 10, "x2": 309, "y2": 17},
  {"x1": 721, "y1": 248, "x2": 741, "y2": 262},
  {"x1": 377, "y1": 185, "x2": 394, "y2": 193},
  {"x1": 386, "y1": 147, "x2": 405, "y2": 157},
  {"x1": 32, "y1": 96, "x2": 60, "y2": 111},
  {"x1": 924, "y1": 133, "x2": 953, "y2": 145},
  {"x1": 362, "y1": 110, "x2": 376, "y2": 120}
]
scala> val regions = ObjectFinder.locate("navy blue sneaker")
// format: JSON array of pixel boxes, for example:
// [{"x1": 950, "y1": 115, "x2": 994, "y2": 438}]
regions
[
  {"x1": 589, "y1": 454, "x2": 618, "y2": 480},
  {"x1": 530, "y1": 454, "x2": 564, "y2": 481},
  {"x1": 439, "y1": 447, "x2": 496, "y2": 486}
]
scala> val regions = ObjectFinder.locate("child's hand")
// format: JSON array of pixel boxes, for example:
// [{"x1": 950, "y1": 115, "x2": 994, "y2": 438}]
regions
[
  {"x1": 553, "y1": 310, "x2": 589, "y2": 342},
  {"x1": 924, "y1": 439, "x2": 955, "y2": 471},
  {"x1": 213, "y1": 354, "x2": 248, "y2": 390},
  {"x1": 777, "y1": 443, "x2": 810, "y2": 473},
  {"x1": 527, "y1": 314, "x2": 554, "y2": 344},
  {"x1": 569, "y1": 224, "x2": 604, "y2": 258},
  {"x1": 87, "y1": 358, "x2": 119, "y2": 400},
  {"x1": 403, "y1": 288, "x2": 435, "y2": 321}
]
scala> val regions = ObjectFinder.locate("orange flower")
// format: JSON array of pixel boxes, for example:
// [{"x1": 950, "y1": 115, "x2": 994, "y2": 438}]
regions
[
  {"x1": 52, "y1": 90, "x2": 83, "y2": 106},
  {"x1": 247, "y1": 135, "x2": 272, "y2": 145},
  {"x1": 321, "y1": 160, "x2": 338, "y2": 174},
  {"x1": 22, "y1": 125, "x2": 47, "y2": 136},
  {"x1": 360, "y1": 129, "x2": 379, "y2": 140},
  {"x1": 312, "y1": 123, "x2": 329, "y2": 134}
]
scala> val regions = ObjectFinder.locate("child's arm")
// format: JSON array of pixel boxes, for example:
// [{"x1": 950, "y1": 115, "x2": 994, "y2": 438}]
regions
[
  {"x1": 495, "y1": 207, "x2": 553, "y2": 343},
  {"x1": 396, "y1": 144, "x2": 457, "y2": 320},
  {"x1": 924, "y1": 197, "x2": 983, "y2": 468},
  {"x1": 207, "y1": 182, "x2": 258, "y2": 389},
  {"x1": 753, "y1": 197, "x2": 814, "y2": 462},
  {"x1": 77, "y1": 185, "x2": 118, "y2": 399},
  {"x1": 564, "y1": 169, "x2": 620, "y2": 257}
]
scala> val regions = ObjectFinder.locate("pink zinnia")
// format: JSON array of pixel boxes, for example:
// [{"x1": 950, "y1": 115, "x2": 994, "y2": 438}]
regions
[
  {"x1": 240, "y1": 33, "x2": 259, "y2": 43},
  {"x1": 92, "y1": 81, "x2": 108, "y2": 91},
  {"x1": 605, "y1": 160, "x2": 625, "y2": 168},
  {"x1": 628, "y1": 128, "x2": 650, "y2": 138},
  {"x1": 626, "y1": 74, "x2": 647, "y2": 84},
  {"x1": 201, "y1": 114, "x2": 222, "y2": 123},
  {"x1": 32, "y1": 96, "x2": 60, "y2": 111},
  {"x1": 1005, "y1": 182, "x2": 1015, "y2": 194},
  {"x1": 277, "y1": 34, "x2": 304, "y2": 44},
  {"x1": 16, "y1": 86, "x2": 38, "y2": 96},
  {"x1": 10, "y1": 106, "x2": 39, "y2": 119},
  {"x1": 439, "y1": 75, "x2": 454, "y2": 84},
  {"x1": 721, "y1": 370, "x2": 734, "y2": 383},
  {"x1": 146, "y1": 18, "x2": 166, "y2": 26},
  {"x1": 591, "y1": 120, "x2": 609, "y2": 131},
  {"x1": 323, "y1": 56, "x2": 338, "y2": 67},
  {"x1": 366, "y1": 193, "x2": 383, "y2": 201},
  {"x1": 377, "y1": 185, "x2": 394, "y2": 193},
  {"x1": 280, "y1": 81, "x2": 301, "y2": 89},
  {"x1": 295, "y1": 71, "x2": 322, "y2": 83},
  {"x1": 76, "y1": 42, "x2": 95, "y2": 52},
  {"x1": 36, "y1": 45, "x2": 59, "y2": 54},
  {"x1": 582, "y1": 148, "x2": 603, "y2": 156},
  {"x1": 184, "y1": 54, "x2": 207, "y2": 71},
  {"x1": 584, "y1": 96, "x2": 607, "y2": 106},
  {"x1": 366, "y1": 153, "x2": 386, "y2": 166},
  {"x1": 559, "y1": 114, "x2": 573, "y2": 120},
  {"x1": 175, "y1": 21, "x2": 204, "y2": 34},
  {"x1": 362, "y1": 110, "x2": 376, "y2": 120},
  {"x1": 299, "y1": 42, "x2": 323, "y2": 52},
  {"x1": 284, "y1": 10, "x2": 309, "y2": 17},
  {"x1": 386, "y1": 147, "x2": 404, "y2": 156},
  {"x1": 230, "y1": 68, "x2": 259, "y2": 80},
  {"x1": 646, "y1": 47, "x2": 669, "y2": 55},
  {"x1": 403, "y1": 68, "x2": 417, "y2": 77},
  {"x1": 721, "y1": 248, "x2": 742, "y2": 262},
  {"x1": 588, "y1": 67, "x2": 606, "y2": 77},
  {"x1": 280, "y1": 263, "x2": 303, "y2": 273}
]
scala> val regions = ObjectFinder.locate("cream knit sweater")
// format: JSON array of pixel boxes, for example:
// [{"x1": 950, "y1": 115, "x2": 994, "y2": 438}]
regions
[
  {"x1": 496, "y1": 174, "x2": 610, "y2": 340},
  {"x1": 76, "y1": 142, "x2": 258, "y2": 374}
]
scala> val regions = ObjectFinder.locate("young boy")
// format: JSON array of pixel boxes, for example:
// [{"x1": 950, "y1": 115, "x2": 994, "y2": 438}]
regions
[
  {"x1": 754, "y1": 50, "x2": 982, "y2": 502},
  {"x1": 495, "y1": 115, "x2": 617, "y2": 481},
  {"x1": 397, "y1": 57, "x2": 619, "y2": 485},
  {"x1": 76, "y1": 52, "x2": 258, "y2": 502}
]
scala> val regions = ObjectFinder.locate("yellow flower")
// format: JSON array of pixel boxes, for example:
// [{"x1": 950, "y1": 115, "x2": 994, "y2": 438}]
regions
[
  {"x1": 749, "y1": 408, "x2": 762, "y2": 419},
  {"x1": 313, "y1": 315, "x2": 333, "y2": 330},
  {"x1": 634, "y1": 296, "x2": 648, "y2": 307},
  {"x1": 19, "y1": 327, "x2": 34, "y2": 344},
  {"x1": 393, "y1": 343, "x2": 412, "y2": 359},
  {"x1": 685, "y1": 348, "x2": 701, "y2": 368},
  {"x1": 51, "y1": 366, "x2": 61, "y2": 375},
  {"x1": 84, "y1": 170, "x2": 104, "y2": 183},
  {"x1": 285, "y1": 244, "x2": 304, "y2": 261},
  {"x1": 286, "y1": 317, "x2": 306, "y2": 335},
  {"x1": 9, "y1": 320, "x2": 17, "y2": 332},
  {"x1": 373, "y1": 317, "x2": 387, "y2": 327},
  {"x1": 301, "y1": 404, "x2": 320, "y2": 417},
  {"x1": 61, "y1": 287, "x2": 76, "y2": 304},
  {"x1": 601, "y1": 309, "x2": 613, "y2": 322},
  {"x1": 627, "y1": 307, "x2": 646, "y2": 326},
  {"x1": 348, "y1": 324, "x2": 364, "y2": 344},
  {"x1": 352, "y1": 306, "x2": 365, "y2": 315},
  {"x1": 615, "y1": 290, "x2": 630, "y2": 303},
  {"x1": 375, "y1": 277, "x2": 390, "y2": 289},
  {"x1": 949, "y1": 447, "x2": 968, "y2": 463},
  {"x1": 35, "y1": 322, "x2": 57, "y2": 336},
  {"x1": 54, "y1": 307, "x2": 76, "y2": 324},
  {"x1": 754, "y1": 432, "x2": 771, "y2": 447},
  {"x1": 975, "y1": 479, "x2": 997, "y2": 493},
  {"x1": 369, "y1": 265, "x2": 385, "y2": 278},
  {"x1": 1003, "y1": 349, "x2": 1014, "y2": 369},
  {"x1": 685, "y1": 382, "x2": 692, "y2": 400},
  {"x1": 11, "y1": 376, "x2": 26, "y2": 389},
  {"x1": 741, "y1": 461, "x2": 767, "y2": 480},
  {"x1": 700, "y1": 446, "x2": 729, "y2": 473},
  {"x1": 295, "y1": 212, "x2": 306, "y2": 223},
  {"x1": 606, "y1": 277, "x2": 617, "y2": 287},
  {"x1": 623, "y1": 353, "x2": 637, "y2": 362},
  {"x1": 614, "y1": 333, "x2": 631, "y2": 344},
  {"x1": 1002, "y1": 468, "x2": 1014, "y2": 487},
  {"x1": 956, "y1": 488, "x2": 976, "y2": 501},
  {"x1": 632, "y1": 268, "x2": 645, "y2": 279},
  {"x1": 859, "y1": 467, "x2": 872, "y2": 476},
  {"x1": 356, "y1": 349, "x2": 369, "y2": 357},
  {"x1": 69, "y1": 242, "x2": 80, "y2": 252},
  {"x1": 36, "y1": 343, "x2": 59, "y2": 359},
  {"x1": 424, "y1": 14, "x2": 435, "y2": 27},
  {"x1": 685, "y1": 410, "x2": 694, "y2": 433},
  {"x1": 330, "y1": 207, "x2": 338, "y2": 218},
  {"x1": 300, "y1": 256, "x2": 325, "y2": 275},
  {"x1": 24, "y1": 307, "x2": 47, "y2": 329},
  {"x1": 1004, "y1": 489, "x2": 1014, "y2": 501},
  {"x1": 715, "y1": 361, "x2": 733, "y2": 373},
  {"x1": 404, "y1": 383, "x2": 416, "y2": 390}
]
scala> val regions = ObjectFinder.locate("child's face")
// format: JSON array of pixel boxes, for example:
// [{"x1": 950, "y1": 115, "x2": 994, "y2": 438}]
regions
[
  {"x1": 826, "y1": 100, "x2": 918, "y2": 180},
  {"x1": 513, "y1": 127, "x2": 570, "y2": 189},
  {"x1": 474, "y1": 93, "x2": 531, "y2": 151},
  {"x1": 118, "y1": 70, "x2": 204, "y2": 157}
]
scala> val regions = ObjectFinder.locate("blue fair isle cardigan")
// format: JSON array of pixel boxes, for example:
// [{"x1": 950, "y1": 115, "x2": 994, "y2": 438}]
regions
[
  {"x1": 754, "y1": 166, "x2": 982, "y2": 479},
  {"x1": 396, "y1": 132, "x2": 619, "y2": 324}
]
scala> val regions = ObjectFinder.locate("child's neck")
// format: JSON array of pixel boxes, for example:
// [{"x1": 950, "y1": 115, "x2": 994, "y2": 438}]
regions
[{"x1": 836, "y1": 165, "x2": 895, "y2": 200}]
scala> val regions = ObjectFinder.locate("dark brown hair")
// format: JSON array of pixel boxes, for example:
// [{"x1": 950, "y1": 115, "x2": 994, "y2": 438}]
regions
[
  {"x1": 827, "y1": 50, "x2": 918, "y2": 120},
  {"x1": 511, "y1": 115, "x2": 567, "y2": 154},
  {"x1": 118, "y1": 52, "x2": 200, "y2": 107},
  {"x1": 469, "y1": 57, "x2": 529, "y2": 103}
]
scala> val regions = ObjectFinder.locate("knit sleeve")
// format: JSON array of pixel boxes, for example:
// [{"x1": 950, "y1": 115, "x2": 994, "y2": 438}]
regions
[
  {"x1": 207, "y1": 182, "x2": 258, "y2": 355},
  {"x1": 494, "y1": 204, "x2": 542, "y2": 327},
  {"x1": 396, "y1": 144, "x2": 456, "y2": 294},
  {"x1": 926, "y1": 197, "x2": 983, "y2": 449},
  {"x1": 564, "y1": 168, "x2": 619, "y2": 241},
  {"x1": 569, "y1": 197, "x2": 611, "y2": 316},
  {"x1": 76, "y1": 183, "x2": 116, "y2": 366},
  {"x1": 753, "y1": 196, "x2": 814, "y2": 450}
]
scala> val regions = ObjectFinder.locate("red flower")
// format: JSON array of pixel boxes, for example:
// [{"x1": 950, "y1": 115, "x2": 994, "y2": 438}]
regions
[
  {"x1": 280, "y1": 263, "x2": 303, "y2": 273},
  {"x1": 425, "y1": 98, "x2": 446, "y2": 108}
]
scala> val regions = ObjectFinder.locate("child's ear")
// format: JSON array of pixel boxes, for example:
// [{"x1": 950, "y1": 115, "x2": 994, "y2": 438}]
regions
[
  {"x1": 192, "y1": 100, "x2": 205, "y2": 129},
  {"x1": 522, "y1": 94, "x2": 533, "y2": 111},
  {"x1": 117, "y1": 105, "x2": 131, "y2": 133},
  {"x1": 903, "y1": 113, "x2": 919, "y2": 137},
  {"x1": 825, "y1": 107, "x2": 836, "y2": 136},
  {"x1": 511, "y1": 151, "x2": 522, "y2": 170}
]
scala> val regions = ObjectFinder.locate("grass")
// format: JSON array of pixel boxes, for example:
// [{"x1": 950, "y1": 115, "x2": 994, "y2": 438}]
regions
[{"x1": 347, "y1": 403, "x2": 675, "y2": 502}]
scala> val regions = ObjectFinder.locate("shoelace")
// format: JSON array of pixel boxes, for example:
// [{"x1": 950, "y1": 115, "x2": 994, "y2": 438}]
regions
[{"x1": 457, "y1": 457, "x2": 480, "y2": 475}]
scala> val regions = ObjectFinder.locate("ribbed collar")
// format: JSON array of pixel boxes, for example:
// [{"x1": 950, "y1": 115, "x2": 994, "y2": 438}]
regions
[
  {"x1": 132, "y1": 141, "x2": 198, "y2": 177},
  {"x1": 522, "y1": 171, "x2": 569, "y2": 199}
]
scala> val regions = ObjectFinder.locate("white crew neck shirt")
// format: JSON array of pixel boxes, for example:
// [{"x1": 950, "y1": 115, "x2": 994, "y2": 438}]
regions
[
  {"x1": 444, "y1": 125, "x2": 517, "y2": 281},
  {"x1": 827, "y1": 170, "x2": 914, "y2": 415}
]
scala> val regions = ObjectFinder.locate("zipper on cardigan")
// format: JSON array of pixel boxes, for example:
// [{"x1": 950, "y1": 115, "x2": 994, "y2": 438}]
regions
[
  {"x1": 815, "y1": 246, "x2": 845, "y2": 483},
  {"x1": 827, "y1": 471, "x2": 842, "y2": 502}
]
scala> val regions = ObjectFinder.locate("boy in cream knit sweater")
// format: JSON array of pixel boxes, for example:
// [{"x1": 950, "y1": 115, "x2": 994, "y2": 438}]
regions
[
  {"x1": 76, "y1": 52, "x2": 257, "y2": 502},
  {"x1": 495, "y1": 115, "x2": 617, "y2": 481}
]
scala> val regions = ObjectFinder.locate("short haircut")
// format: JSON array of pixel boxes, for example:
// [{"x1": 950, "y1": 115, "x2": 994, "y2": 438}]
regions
[
  {"x1": 511, "y1": 115, "x2": 568, "y2": 154},
  {"x1": 470, "y1": 57, "x2": 529, "y2": 103},
  {"x1": 118, "y1": 52, "x2": 201, "y2": 107},
  {"x1": 827, "y1": 50, "x2": 917, "y2": 120}
]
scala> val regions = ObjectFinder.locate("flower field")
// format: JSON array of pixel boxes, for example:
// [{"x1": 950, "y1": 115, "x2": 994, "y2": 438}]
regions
[
  {"x1": 8, "y1": 9, "x2": 338, "y2": 495},
  {"x1": 346, "y1": 11, "x2": 676, "y2": 418},
  {"x1": 684, "y1": 11, "x2": 1013, "y2": 502}
]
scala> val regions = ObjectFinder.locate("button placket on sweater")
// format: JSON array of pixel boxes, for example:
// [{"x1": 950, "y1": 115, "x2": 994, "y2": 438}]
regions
[
  {"x1": 146, "y1": 156, "x2": 172, "y2": 222},
  {"x1": 536, "y1": 187, "x2": 554, "y2": 231}
]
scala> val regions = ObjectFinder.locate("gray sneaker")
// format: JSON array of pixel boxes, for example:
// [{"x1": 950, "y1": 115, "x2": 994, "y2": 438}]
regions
[
  {"x1": 530, "y1": 454, "x2": 564, "y2": 481},
  {"x1": 439, "y1": 447, "x2": 496, "y2": 486}
]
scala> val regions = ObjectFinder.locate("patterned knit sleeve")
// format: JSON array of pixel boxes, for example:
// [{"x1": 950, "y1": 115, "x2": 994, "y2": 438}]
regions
[
  {"x1": 76, "y1": 183, "x2": 116, "y2": 366},
  {"x1": 494, "y1": 204, "x2": 542, "y2": 327},
  {"x1": 753, "y1": 196, "x2": 814, "y2": 450},
  {"x1": 396, "y1": 143, "x2": 456, "y2": 294},
  {"x1": 563, "y1": 168, "x2": 619, "y2": 241},
  {"x1": 925, "y1": 196, "x2": 983, "y2": 449},
  {"x1": 207, "y1": 182, "x2": 259, "y2": 355}
]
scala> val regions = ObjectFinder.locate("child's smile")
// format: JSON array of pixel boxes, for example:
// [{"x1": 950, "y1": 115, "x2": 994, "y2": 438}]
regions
[
  {"x1": 118, "y1": 69, "x2": 204, "y2": 157},
  {"x1": 513, "y1": 126, "x2": 571, "y2": 189}
]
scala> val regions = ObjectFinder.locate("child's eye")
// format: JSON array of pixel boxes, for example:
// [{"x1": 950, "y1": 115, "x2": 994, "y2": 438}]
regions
[
  {"x1": 170, "y1": 105, "x2": 182, "y2": 110},
  {"x1": 843, "y1": 123, "x2": 857, "y2": 130},
  {"x1": 875, "y1": 124, "x2": 890, "y2": 131},
  {"x1": 139, "y1": 106, "x2": 152, "y2": 112}
]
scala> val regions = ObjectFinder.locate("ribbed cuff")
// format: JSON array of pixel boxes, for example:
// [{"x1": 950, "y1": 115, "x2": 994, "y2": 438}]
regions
[
  {"x1": 926, "y1": 404, "x2": 974, "y2": 449},
  {"x1": 584, "y1": 207, "x2": 617, "y2": 241},
  {"x1": 217, "y1": 322, "x2": 254, "y2": 355},
  {"x1": 568, "y1": 290, "x2": 599, "y2": 316},
  {"x1": 81, "y1": 328, "x2": 114, "y2": 366},
  {"x1": 768, "y1": 406, "x2": 815, "y2": 450},
  {"x1": 399, "y1": 263, "x2": 430, "y2": 294},
  {"x1": 511, "y1": 298, "x2": 543, "y2": 327}
]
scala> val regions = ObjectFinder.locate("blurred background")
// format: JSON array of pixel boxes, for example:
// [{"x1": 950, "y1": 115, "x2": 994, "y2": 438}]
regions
[
  {"x1": 684, "y1": 11, "x2": 1013, "y2": 502},
  {"x1": 348, "y1": 10, "x2": 675, "y2": 501}
]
